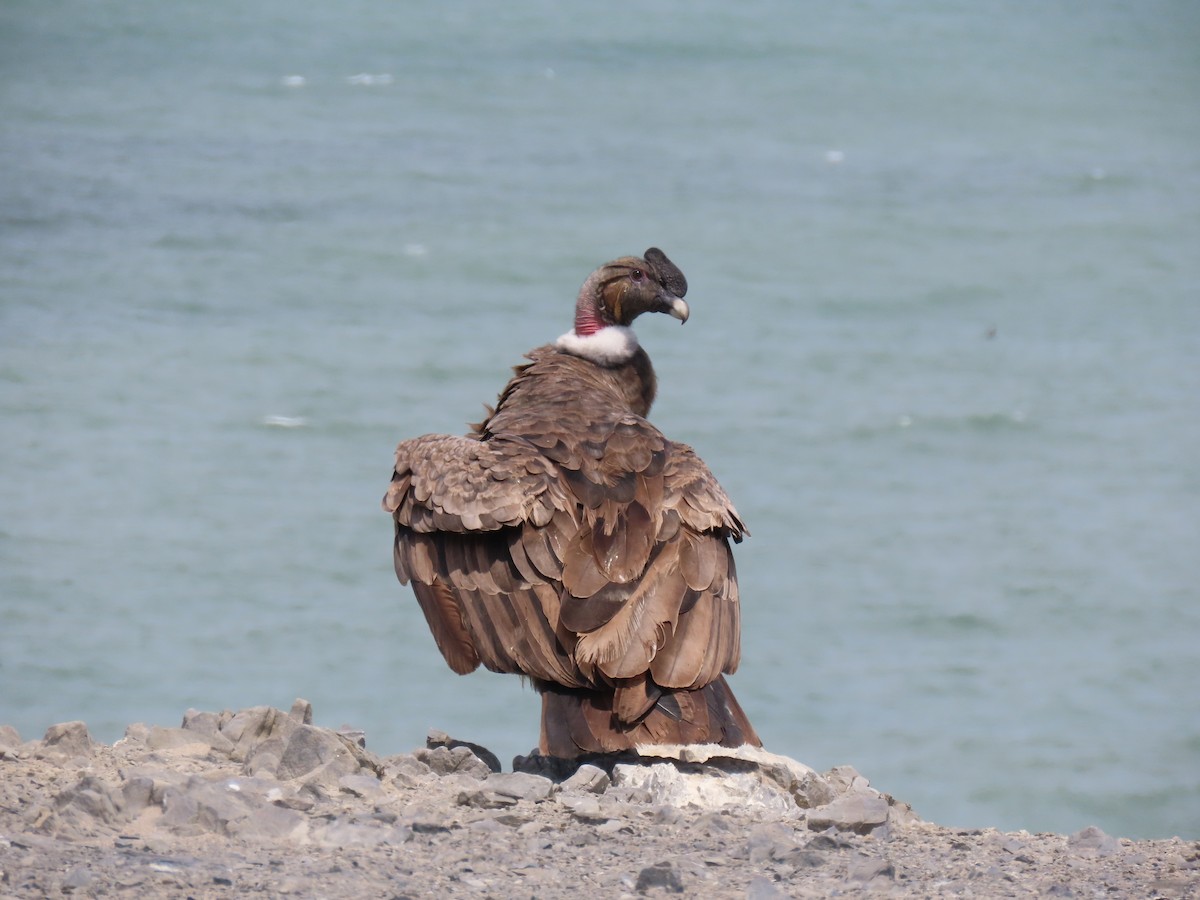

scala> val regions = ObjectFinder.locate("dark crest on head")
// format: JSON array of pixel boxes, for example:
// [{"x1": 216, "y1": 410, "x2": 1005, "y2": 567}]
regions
[{"x1": 644, "y1": 248, "x2": 687, "y2": 298}]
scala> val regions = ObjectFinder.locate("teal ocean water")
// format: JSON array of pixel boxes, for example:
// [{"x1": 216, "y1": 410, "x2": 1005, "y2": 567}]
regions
[{"x1": 3, "y1": 2, "x2": 1198, "y2": 839}]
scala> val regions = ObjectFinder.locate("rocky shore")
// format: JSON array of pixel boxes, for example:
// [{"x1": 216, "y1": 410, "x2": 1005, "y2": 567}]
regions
[{"x1": 1, "y1": 701, "x2": 1196, "y2": 898}]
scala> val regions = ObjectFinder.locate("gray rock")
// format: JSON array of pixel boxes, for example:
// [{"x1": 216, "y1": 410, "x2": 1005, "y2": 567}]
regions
[
  {"x1": 180, "y1": 710, "x2": 236, "y2": 755},
  {"x1": 634, "y1": 861, "x2": 684, "y2": 893},
  {"x1": 228, "y1": 804, "x2": 307, "y2": 843},
  {"x1": 425, "y1": 730, "x2": 501, "y2": 774},
  {"x1": 701, "y1": 750, "x2": 835, "y2": 809},
  {"x1": 62, "y1": 865, "x2": 95, "y2": 892},
  {"x1": 158, "y1": 789, "x2": 200, "y2": 833},
  {"x1": 219, "y1": 706, "x2": 271, "y2": 745},
  {"x1": 806, "y1": 833, "x2": 854, "y2": 852},
  {"x1": 242, "y1": 738, "x2": 285, "y2": 777},
  {"x1": 409, "y1": 817, "x2": 454, "y2": 834},
  {"x1": 626, "y1": 745, "x2": 841, "y2": 815},
  {"x1": 606, "y1": 783, "x2": 652, "y2": 805},
  {"x1": 561, "y1": 764, "x2": 611, "y2": 795},
  {"x1": 299, "y1": 761, "x2": 363, "y2": 798},
  {"x1": 847, "y1": 854, "x2": 895, "y2": 882},
  {"x1": 122, "y1": 722, "x2": 151, "y2": 744},
  {"x1": 483, "y1": 772, "x2": 556, "y2": 802},
  {"x1": 276, "y1": 725, "x2": 359, "y2": 781},
  {"x1": 885, "y1": 795, "x2": 921, "y2": 827},
  {"x1": 382, "y1": 753, "x2": 433, "y2": 786},
  {"x1": 453, "y1": 777, "x2": 556, "y2": 811},
  {"x1": 289, "y1": 698, "x2": 313, "y2": 724},
  {"x1": 414, "y1": 745, "x2": 493, "y2": 779},
  {"x1": 807, "y1": 793, "x2": 890, "y2": 835},
  {"x1": 432, "y1": 772, "x2": 487, "y2": 795},
  {"x1": 55, "y1": 775, "x2": 122, "y2": 824},
  {"x1": 1068, "y1": 825, "x2": 1121, "y2": 857},
  {"x1": 744, "y1": 821, "x2": 826, "y2": 870},
  {"x1": 787, "y1": 848, "x2": 829, "y2": 869},
  {"x1": 159, "y1": 776, "x2": 268, "y2": 836},
  {"x1": 825, "y1": 765, "x2": 870, "y2": 794},
  {"x1": 596, "y1": 818, "x2": 633, "y2": 835},
  {"x1": 468, "y1": 816, "x2": 508, "y2": 834},
  {"x1": 338, "y1": 774, "x2": 387, "y2": 802},
  {"x1": 273, "y1": 791, "x2": 316, "y2": 812},
  {"x1": 746, "y1": 875, "x2": 786, "y2": 899},
  {"x1": 38, "y1": 721, "x2": 93, "y2": 761},
  {"x1": 493, "y1": 811, "x2": 536, "y2": 828},
  {"x1": 612, "y1": 760, "x2": 798, "y2": 815},
  {"x1": 121, "y1": 776, "x2": 157, "y2": 816},
  {"x1": 457, "y1": 788, "x2": 518, "y2": 809},
  {"x1": 221, "y1": 706, "x2": 301, "y2": 764},
  {"x1": 746, "y1": 822, "x2": 796, "y2": 863},
  {"x1": 119, "y1": 767, "x2": 187, "y2": 812},
  {"x1": 311, "y1": 819, "x2": 395, "y2": 848},
  {"x1": 694, "y1": 811, "x2": 734, "y2": 834},
  {"x1": 998, "y1": 835, "x2": 1028, "y2": 855},
  {"x1": 513, "y1": 750, "x2": 630, "y2": 781},
  {"x1": 0, "y1": 724, "x2": 22, "y2": 752},
  {"x1": 772, "y1": 764, "x2": 835, "y2": 809},
  {"x1": 146, "y1": 726, "x2": 212, "y2": 756},
  {"x1": 556, "y1": 794, "x2": 605, "y2": 821}
]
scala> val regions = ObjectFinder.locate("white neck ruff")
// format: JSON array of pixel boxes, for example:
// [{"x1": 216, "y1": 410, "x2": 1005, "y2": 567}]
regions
[{"x1": 555, "y1": 325, "x2": 639, "y2": 365}]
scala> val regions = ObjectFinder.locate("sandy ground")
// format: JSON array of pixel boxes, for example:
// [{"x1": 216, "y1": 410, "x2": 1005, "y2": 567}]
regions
[{"x1": 1, "y1": 703, "x2": 1197, "y2": 898}]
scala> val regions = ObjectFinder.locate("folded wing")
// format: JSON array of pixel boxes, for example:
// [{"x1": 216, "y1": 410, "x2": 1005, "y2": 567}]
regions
[{"x1": 385, "y1": 403, "x2": 746, "y2": 724}]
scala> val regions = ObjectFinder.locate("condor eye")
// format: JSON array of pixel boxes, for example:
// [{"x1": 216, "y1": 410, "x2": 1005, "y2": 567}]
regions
[{"x1": 631, "y1": 268, "x2": 644, "y2": 281}]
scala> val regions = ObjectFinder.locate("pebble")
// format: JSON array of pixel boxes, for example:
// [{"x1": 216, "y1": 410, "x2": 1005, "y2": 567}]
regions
[{"x1": 634, "y1": 861, "x2": 685, "y2": 893}]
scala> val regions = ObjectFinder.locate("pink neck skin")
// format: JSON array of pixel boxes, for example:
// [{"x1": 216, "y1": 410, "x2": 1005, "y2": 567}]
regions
[
  {"x1": 573, "y1": 307, "x2": 604, "y2": 336},
  {"x1": 572, "y1": 270, "x2": 610, "y2": 336}
]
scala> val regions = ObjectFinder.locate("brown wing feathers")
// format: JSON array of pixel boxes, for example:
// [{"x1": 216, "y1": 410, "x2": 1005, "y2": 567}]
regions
[{"x1": 409, "y1": 580, "x2": 479, "y2": 675}]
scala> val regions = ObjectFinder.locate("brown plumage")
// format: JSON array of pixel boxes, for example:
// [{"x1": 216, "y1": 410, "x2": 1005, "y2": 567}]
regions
[{"x1": 383, "y1": 248, "x2": 760, "y2": 758}]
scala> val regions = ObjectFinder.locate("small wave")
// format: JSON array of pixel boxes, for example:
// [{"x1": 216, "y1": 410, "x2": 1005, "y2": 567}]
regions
[
  {"x1": 895, "y1": 410, "x2": 1032, "y2": 434},
  {"x1": 962, "y1": 410, "x2": 1030, "y2": 431},
  {"x1": 345, "y1": 73, "x2": 393, "y2": 86},
  {"x1": 844, "y1": 409, "x2": 1032, "y2": 443},
  {"x1": 261, "y1": 415, "x2": 307, "y2": 429},
  {"x1": 278, "y1": 74, "x2": 396, "y2": 88},
  {"x1": 905, "y1": 610, "x2": 1007, "y2": 637}
]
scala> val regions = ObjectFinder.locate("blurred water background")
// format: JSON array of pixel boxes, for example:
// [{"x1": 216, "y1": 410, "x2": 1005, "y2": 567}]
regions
[{"x1": 2, "y1": 1, "x2": 1198, "y2": 840}]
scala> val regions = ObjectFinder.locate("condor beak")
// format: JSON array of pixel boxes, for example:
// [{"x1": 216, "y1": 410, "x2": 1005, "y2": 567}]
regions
[{"x1": 664, "y1": 294, "x2": 690, "y2": 323}]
